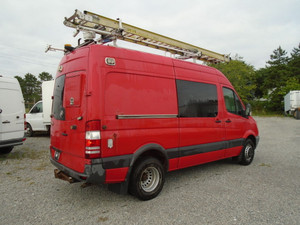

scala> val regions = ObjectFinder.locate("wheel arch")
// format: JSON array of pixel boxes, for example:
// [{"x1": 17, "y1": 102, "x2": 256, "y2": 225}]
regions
[
  {"x1": 129, "y1": 143, "x2": 169, "y2": 172},
  {"x1": 243, "y1": 129, "x2": 258, "y2": 148},
  {"x1": 108, "y1": 143, "x2": 169, "y2": 195},
  {"x1": 246, "y1": 135, "x2": 257, "y2": 148}
]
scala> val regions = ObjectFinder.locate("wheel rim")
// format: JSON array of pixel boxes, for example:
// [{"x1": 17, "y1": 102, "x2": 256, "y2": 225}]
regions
[
  {"x1": 26, "y1": 125, "x2": 32, "y2": 136},
  {"x1": 140, "y1": 166, "x2": 160, "y2": 192},
  {"x1": 244, "y1": 144, "x2": 254, "y2": 161}
]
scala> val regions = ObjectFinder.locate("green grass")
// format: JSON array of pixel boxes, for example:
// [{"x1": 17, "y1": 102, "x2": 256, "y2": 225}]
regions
[{"x1": 252, "y1": 110, "x2": 285, "y2": 117}]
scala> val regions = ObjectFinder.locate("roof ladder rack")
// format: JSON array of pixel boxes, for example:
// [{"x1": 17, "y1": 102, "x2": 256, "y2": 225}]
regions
[{"x1": 64, "y1": 9, "x2": 230, "y2": 63}]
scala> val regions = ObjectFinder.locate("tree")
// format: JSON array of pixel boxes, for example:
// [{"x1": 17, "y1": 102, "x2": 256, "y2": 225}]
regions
[
  {"x1": 263, "y1": 46, "x2": 290, "y2": 91},
  {"x1": 267, "y1": 46, "x2": 289, "y2": 66},
  {"x1": 208, "y1": 57, "x2": 256, "y2": 103},
  {"x1": 39, "y1": 72, "x2": 53, "y2": 81},
  {"x1": 23, "y1": 73, "x2": 41, "y2": 105},
  {"x1": 288, "y1": 43, "x2": 300, "y2": 84},
  {"x1": 14, "y1": 72, "x2": 53, "y2": 109},
  {"x1": 254, "y1": 45, "x2": 300, "y2": 112}
]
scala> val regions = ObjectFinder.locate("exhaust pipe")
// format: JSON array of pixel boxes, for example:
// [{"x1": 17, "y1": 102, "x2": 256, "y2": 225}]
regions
[{"x1": 54, "y1": 169, "x2": 76, "y2": 183}]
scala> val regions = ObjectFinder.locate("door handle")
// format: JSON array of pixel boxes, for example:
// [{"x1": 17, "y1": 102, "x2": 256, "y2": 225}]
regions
[
  {"x1": 215, "y1": 119, "x2": 222, "y2": 123},
  {"x1": 225, "y1": 119, "x2": 231, "y2": 123},
  {"x1": 62, "y1": 132, "x2": 68, "y2": 136},
  {"x1": 2, "y1": 120, "x2": 10, "y2": 124}
]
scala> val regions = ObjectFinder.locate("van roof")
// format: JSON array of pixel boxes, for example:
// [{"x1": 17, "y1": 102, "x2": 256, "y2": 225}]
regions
[
  {"x1": 0, "y1": 76, "x2": 20, "y2": 86},
  {"x1": 92, "y1": 44, "x2": 228, "y2": 78},
  {"x1": 59, "y1": 43, "x2": 232, "y2": 87}
]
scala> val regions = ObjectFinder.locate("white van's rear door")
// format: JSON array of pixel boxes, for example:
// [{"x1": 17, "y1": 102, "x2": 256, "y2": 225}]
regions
[{"x1": 0, "y1": 78, "x2": 25, "y2": 142}]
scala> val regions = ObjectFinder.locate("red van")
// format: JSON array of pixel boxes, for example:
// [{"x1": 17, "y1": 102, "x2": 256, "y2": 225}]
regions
[{"x1": 50, "y1": 44, "x2": 259, "y2": 200}]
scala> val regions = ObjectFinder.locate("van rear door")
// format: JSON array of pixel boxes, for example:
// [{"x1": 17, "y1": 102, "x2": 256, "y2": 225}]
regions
[
  {"x1": 0, "y1": 79, "x2": 25, "y2": 142},
  {"x1": 51, "y1": 72, "x2": 87, "y2": 172}
]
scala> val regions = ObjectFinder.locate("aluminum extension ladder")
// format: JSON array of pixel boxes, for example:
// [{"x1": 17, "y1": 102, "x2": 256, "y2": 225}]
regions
[{"x1": 63, "y1": 9, "x2": 230, "y2": 63}]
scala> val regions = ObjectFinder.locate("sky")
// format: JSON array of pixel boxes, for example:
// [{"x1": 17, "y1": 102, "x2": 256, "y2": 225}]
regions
[{"x1": 0, "y1": 0, "x2": 299, "y2": 78}]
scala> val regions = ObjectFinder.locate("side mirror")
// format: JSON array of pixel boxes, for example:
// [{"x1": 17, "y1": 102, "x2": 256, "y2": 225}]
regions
[{"x1": 245, "y1": 103, "x2": 251, "y2": 117}]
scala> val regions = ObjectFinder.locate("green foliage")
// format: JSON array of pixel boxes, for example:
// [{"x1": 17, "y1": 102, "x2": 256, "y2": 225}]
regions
[
  {"x1": 208, "y1": 44, "x2": 299, "y2": 114},
  {"x1": 39, "y1": 72, "x2": 53, "y2": 82},
  {"x1": 208, "y1": 56, "x2": 256, "y2": 103},
  {"x1": 23, "y1": 73, "x2": 41, "y2": 105},
  {"x1": 255, "y1": 44, "x2": 300, "y2": 112},
  {"x1": 15, "y1": 72, "x2": 53, "y2": 109},
  {"x1": 289, "y1": 44, "x2": 300, "y2": 83}
]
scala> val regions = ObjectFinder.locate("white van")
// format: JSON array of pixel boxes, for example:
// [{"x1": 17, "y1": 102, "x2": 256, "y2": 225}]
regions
[
  {"x1": 0, "y1": 76, "x2": 26, "y2": 154},
  {"x1": 26, "y1": 80, "x2": 54, "y2": 136}
]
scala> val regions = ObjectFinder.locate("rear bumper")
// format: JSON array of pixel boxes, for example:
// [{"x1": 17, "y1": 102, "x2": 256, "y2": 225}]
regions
[
  {"x1": 0, "y1": 137, "x2": 25, "y2": 148},
  {"x1": 50, "y1": 158, "x2": 106, "y2": 184}
]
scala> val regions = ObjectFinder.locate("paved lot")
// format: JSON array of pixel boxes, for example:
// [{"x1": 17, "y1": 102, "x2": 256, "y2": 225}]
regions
[{"x1": 0, "y1": 117, "x2": 299, "y2": 224}]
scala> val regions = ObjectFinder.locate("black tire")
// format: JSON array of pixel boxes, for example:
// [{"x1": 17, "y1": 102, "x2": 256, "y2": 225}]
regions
[
  {"x1": 46, "y1": 125, "x2": 51, "y2": 135},
  {"x1": 0, "y1": 146, "x2": 13, "y2": 155},
  {"x1": 294, "y1": 109, "x2": 300, "y2": 120},
  {"x1": 129, "y1": 157, "x2": 165, "y2": 201},
  {"x1": 26, "y1": 123, "x2": 33, "y2": 137},
  {"x1": 237, "y1": 139, "x2": 255, "y2": 165}
]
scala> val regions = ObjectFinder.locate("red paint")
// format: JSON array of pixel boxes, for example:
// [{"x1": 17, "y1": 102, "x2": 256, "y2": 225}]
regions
[
  {"x1": 50, "y1": 44, "x2": 259, "y2": 184},
  {"x1": 105, "y1": 167, "x2": 129, "y2": 183}
]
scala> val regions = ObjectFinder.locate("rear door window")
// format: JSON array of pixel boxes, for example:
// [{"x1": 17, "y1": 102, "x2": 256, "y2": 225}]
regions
[{"x1": 52, "y1": 75, "x2": 65, "y2": 121}]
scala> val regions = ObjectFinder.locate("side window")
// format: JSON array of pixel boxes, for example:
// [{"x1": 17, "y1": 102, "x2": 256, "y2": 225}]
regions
[
  {"x1": 31, "y1": 102, "x2": 43, "y2": 113},
  {"x1": 223, "y1": 87, "x2": 244, "y2": 116},
  {"x1": 176, "y1": 80, "x2": 218, "y2": 117}
]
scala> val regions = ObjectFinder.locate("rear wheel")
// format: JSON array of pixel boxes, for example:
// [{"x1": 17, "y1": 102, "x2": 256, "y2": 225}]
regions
[
  {"x1": 129, "y1": 157, "x2": 165, "y2": 201},
  {"x1": 0, "y1": 146, "x2": 13, "y2": 155},
  {"x1": 237, "y1": 139, "x2": 255, "y2": 165}
]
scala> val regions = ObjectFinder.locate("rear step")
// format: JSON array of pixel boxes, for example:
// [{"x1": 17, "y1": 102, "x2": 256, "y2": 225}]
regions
[{"x1": 54, "y1": 169, "x2": 77, "y2": 183}]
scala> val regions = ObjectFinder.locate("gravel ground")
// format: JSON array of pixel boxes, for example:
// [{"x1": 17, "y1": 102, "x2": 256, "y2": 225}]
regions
[{"x1": 0, "y1": 117, "x2": 299, "y2": 225}]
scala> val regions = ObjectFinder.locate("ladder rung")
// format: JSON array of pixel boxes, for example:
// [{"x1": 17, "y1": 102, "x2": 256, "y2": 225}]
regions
[{"x1": 64, "y1": 9, "x2": 230, "y2": 63}]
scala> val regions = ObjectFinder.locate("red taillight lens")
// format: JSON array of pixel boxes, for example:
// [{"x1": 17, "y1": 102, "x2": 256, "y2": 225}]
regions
[{"x1": 85, "y1": 120, "x2": 101, "y2": 159}]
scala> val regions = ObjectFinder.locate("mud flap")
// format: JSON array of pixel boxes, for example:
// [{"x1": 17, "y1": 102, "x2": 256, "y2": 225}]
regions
[{"x1": 108, "y1": 180, "x2": 129, "y2": 195}]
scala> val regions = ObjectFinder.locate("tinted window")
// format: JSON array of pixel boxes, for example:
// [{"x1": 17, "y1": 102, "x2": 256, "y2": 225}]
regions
[
  {"x1": 176, "y1": 80, "x2": 218, "y2": 117},
  {"x1": 30, "y1": 102, "x2": 43, "y2": 113},
  {"x1": 223, "y1": 87, "x2": 244, "y2": 116},
  {"x1": 52, "y1": 75, "x2": 65, "y2": 120}
]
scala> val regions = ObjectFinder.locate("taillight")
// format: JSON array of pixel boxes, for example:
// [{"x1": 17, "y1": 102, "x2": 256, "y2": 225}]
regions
[{"x1": 85, "y1": 120, "x2": 101, "y2": 159}]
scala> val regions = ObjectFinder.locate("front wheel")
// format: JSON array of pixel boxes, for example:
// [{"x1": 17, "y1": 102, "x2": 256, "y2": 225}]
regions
[
  {"x1": 237, "y1": 139, "x2": 255, "y2": 165},
  {"x1": 129, "y1": 157, "x2": 165, "y2": 201}
]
